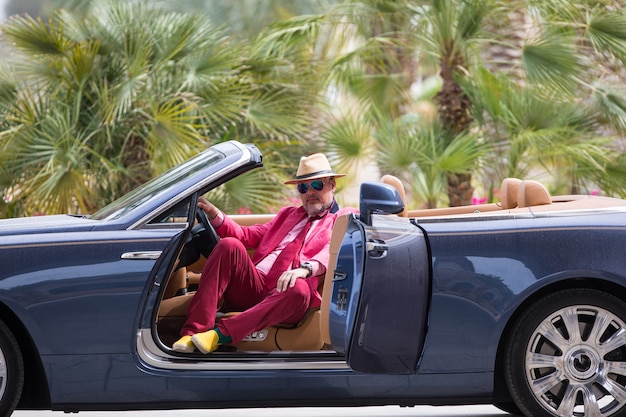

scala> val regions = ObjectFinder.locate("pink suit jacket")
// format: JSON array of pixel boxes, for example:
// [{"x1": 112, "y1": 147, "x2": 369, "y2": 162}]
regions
[{"x1": 215, "y1": 205, "x2": 355, "y2": 308}]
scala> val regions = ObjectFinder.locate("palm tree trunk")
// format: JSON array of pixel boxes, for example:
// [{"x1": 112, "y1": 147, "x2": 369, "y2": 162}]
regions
[{"x1": 436, "y1": 45, "x2": 474, "y2": 207}]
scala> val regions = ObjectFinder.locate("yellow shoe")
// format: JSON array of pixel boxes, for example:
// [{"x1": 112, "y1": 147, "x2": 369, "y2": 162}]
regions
[
  {"x1": 191, "y1": 330, "x2": 219, "y2": 354},
  {"x1": 172, "y1": 335, "x2": 195, "y2": 353}
]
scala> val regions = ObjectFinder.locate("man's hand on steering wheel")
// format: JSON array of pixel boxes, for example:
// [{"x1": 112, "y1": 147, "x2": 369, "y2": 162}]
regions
[
  {"x1": 194, "y1": 197, "x2": 220, "y2": 257},
  {"x1": 198, "y1": 197, "x2": 219, "y2": 221}
]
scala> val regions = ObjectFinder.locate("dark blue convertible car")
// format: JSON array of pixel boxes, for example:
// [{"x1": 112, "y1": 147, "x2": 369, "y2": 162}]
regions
[{"x1": 2, "y1": 140, "x2": 626, "y2": 417}]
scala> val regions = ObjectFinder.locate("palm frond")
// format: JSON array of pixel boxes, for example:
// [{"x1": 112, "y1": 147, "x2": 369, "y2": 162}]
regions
[
  {"x1": 2, "y1": 14, "x2": 74, "y2": 56},
  {"x1": 585, "y1": 10, "x2": 626, "y2": 59},
  {"x1": 594, "y1": 87, "x2": 626, "y2": 134},
  {"x1": 522, "y1": 35, "x2": 580, "y2": 94},
  {"x1": 205, "y1": 169, "x2": 286, "y2": 214},
  {"x1": 5, "y1": 99, "x2": 98, "y2": 214},
  {"x1": 438, "y1": 131, "x2": 491, "y2": 172},
  {"x1": 375, "y1": 123, "x2": 425, "y2": 176},
  {"x1": 147, "y1": 95, "x2": 204, "y2": 173},
  {"x1": 181, "y1": 27, "x2": 239, "y2": 90},
  {"x1": 323, "y1": 113, "x2": 376, "y2": 176},
  {"x1": 61, "y1": 39, "x2": 100, "y2": 88},
  {"x1": 254, "y1": 13, "x2": 326, "y2": 58},
  {"x1": 456, "y1": 0, "x2": 491, "y2": 41},
  {"x1": 246, "y1": 87, "x2": 314, "y2": 138},
  {"x1": 0, "y1": 71, "x2": 18, "y2": 129},
  {"x1": 196, "y1": 77, "x2": 251, "y2": 135},
  {"x1": 600, "y1": 153, "x2": 626, "y2": 198}
]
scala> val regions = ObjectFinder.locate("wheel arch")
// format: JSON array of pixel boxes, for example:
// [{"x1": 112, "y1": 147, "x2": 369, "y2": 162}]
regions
[
  {"x1": 0, "y1": 302, "x2": 50, "y2": 409},
  {"x1": 492, "y1": 276, "x2": 626, "y2": 406}
]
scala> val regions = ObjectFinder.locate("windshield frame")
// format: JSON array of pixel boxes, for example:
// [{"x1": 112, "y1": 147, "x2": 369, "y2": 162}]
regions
[
  {"x1": 91, "y1": 149, "x2": 225, "y2": 222},
  {"x1": 90, "y1": 141, "x2": 262, "y2": 229}
]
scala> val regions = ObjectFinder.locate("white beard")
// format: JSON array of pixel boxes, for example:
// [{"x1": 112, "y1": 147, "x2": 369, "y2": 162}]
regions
[{"x1": 305, "y1": 200, "x2": 332, "y2": 217}]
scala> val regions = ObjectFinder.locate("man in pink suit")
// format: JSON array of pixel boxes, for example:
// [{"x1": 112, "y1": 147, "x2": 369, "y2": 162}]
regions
[{"x1": 173, "y1": 153, "x2": 352, "y2": 354}]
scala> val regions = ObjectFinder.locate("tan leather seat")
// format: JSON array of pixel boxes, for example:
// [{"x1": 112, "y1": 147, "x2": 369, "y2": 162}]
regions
[
  {"x1": 320, "y1": 214, "x2": 351, "y2": 346},
  {"x1": 518, "y1": 180, "x2": 552, "y2": 207},
  {"x1": 499, "y1": 178, "x2": 522, "y2": 209},
  {"x1": 229, "y1": 267, "x2": 327, "y2": 351},
  {"x1": 157, "y1": 271, "x2": 195, "y2": 348},
  {"x1": 227, "y1": 308, "x2": 323, "y2": 351},
  {"x1": 380, "y1": 174, "x2": 408, "y2": 217},
  {"x1": 163, "y1": 267, "x2": 187, "y2": 299}
]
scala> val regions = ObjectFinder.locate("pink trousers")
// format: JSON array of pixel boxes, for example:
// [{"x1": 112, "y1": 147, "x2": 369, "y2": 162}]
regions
[{"x1": 180, "y1": 237, "x2": 311, "y2": 344}]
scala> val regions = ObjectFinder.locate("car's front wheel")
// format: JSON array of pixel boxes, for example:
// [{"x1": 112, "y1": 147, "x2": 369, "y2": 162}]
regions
[
  {"x1": 0, "y1": 319, "x2": 23, "y2": 416},
  {"x1": 505, "y1": 288, "x2": 626, "y2": 417}
]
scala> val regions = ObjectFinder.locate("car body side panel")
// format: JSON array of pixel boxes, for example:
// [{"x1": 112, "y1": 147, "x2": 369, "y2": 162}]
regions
[
  {"x1": 42, "y1": 353, "x2": 493, "y2": 409},
  {"x1": 0, "y1": 230, "x2": 177, "y2": 355},
  {"x1": 416, "y1": 212, "x2": 626, "y2": 374}
]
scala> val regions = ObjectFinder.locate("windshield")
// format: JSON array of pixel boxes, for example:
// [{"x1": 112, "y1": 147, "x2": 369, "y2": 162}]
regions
[{"x1": 91, "y1": 149, "x2": 224, "y2": 221}]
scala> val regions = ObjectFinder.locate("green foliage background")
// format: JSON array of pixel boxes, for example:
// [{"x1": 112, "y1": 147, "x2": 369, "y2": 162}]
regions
[{"x1": 1, "y1": 0, "x2": 625, "y2": 218}]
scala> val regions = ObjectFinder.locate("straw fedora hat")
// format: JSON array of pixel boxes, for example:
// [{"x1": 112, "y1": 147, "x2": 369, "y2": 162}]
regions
[{"x1": 284, "y1": 153, "x2": 345, "y2": 184}]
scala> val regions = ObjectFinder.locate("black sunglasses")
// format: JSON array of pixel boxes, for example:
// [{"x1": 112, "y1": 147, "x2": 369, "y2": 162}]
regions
[{"x1": 297, "y1": 179, "x2": 325, "y2": 194}]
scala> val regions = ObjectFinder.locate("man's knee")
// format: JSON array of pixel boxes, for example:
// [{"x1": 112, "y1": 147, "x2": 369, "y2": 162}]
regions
[
  {"x1": 283, "y1": 279, "x2": 310, "y2": 304},
  {"x1": 212, "y1": 237, "x2": 247, "y2": 257}
]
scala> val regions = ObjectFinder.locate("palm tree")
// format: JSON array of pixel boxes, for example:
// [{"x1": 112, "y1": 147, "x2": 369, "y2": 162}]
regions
[
  {"x1": 471, "y1": 1, "x2": 626, "y2": 196},
  {"x1": 376, "y1": 119, "x2": 490, "y2": 208},
  {"x1": 0, "y1": 0, "x2": 322, "y2": 217},
  {"x1": 257, "y1": 0, "x2": 494, "y2": 207},
  {"x1": 269, "y1": 0, "x2": 626, "y2": 207},
  {"x1": 415, "y1": 0, "x2": 493, "y2": 206}
]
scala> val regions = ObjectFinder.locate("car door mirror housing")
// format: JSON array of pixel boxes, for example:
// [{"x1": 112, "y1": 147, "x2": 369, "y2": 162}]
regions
[{"x1": 359, "y1": 182, "x2": 405, "y2": 226}]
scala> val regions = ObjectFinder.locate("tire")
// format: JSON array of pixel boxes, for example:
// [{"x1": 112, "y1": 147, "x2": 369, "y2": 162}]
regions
[
  {"x1": 504, "y1": 288, "x2": 626, "y2": 417},
  {"x1": 0, "y1": 319, "x2": 24, "y2": 417}
]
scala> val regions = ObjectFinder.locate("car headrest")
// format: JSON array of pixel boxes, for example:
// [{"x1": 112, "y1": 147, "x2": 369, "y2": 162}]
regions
[
  {"x1": 499, "y1": 178, "x2": 522, "y2": 209},
  {"x1": 518, "y1": 180, "x2": 552, "y2": 208},
  {"x1": 380, "y1": 174, "x2": 408, "y2": 217}
]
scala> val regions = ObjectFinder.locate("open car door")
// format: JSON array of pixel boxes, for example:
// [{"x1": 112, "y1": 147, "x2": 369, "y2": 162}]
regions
[{"x1": 326, "y1": 182, "x2": 431, "y2": 374}]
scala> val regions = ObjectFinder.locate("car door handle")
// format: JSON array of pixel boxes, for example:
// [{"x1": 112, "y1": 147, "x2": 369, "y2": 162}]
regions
[
  {"x1": 367, "y1": 241, "x2": 388, "y2": 259},
  {"x1": 121, "y1": 251, "x2": 162, "y2": 260}
]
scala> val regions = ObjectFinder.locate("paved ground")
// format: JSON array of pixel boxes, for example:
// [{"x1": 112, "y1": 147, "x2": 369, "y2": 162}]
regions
[{"x1": 14, "y1": 405, "x2": 510, "y2": 417}]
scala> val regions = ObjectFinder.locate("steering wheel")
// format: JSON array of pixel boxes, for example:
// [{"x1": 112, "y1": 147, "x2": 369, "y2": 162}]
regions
[
  {"x1": 177, "y1": 207, "x2": 221, "y2": 269},
  {"x1": 195, "y1": 208, "x2": 220, "y2": 258}
]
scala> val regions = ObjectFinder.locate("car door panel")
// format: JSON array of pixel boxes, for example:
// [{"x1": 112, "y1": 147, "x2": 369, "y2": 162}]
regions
[{"x1": 329, "y1": 214, "x2": 431, "y2": 374}]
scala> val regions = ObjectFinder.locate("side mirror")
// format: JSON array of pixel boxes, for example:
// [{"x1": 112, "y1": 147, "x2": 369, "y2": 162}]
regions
[{"x1": 359, "y1": 182, "x2": 405, "y2": 226}]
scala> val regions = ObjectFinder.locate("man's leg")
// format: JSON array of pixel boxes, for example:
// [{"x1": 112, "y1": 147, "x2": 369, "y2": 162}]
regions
[
  {"x1": 179, "y1": 237, "x2": 266, "y2": 337},
  {"x1": 218, "y1": 278, "x2": 311, "y2": 344}
]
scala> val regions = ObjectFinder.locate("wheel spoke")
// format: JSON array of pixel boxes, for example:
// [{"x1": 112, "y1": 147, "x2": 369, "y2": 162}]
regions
[
  {"x1": 580, "y1": 384, "x2": 602, "y2": 417},
  {"x1": 560, "y1": 306, "x2": 583, "y2": 345},
  {"x1": 531, "y1": 369, "x2": 564, "y2": 395},
  {"x1": 537, "y1": 320, "x2": 571, "y2": 351},
  {"x1": 556, "y1": 384, "x2": 579, "y2": 416},
  {"x1": 0, "y1": 365, "x2": 6, "y2": 380},
  {"x1": 598, "y1": 373, "x2": 626, "y2": 403},
  {"x1": 588, "y1": 310, "x2": 613, "y2": 345},
  {"x1": 605, "y1": 360, "x2": 626, "y2": 378},
  {"x1": 598, "y1": 328, "x2": 626, "y2": 357},
  {"x1": 527, "y1": 351, "x2": 563, "y2": 370}
]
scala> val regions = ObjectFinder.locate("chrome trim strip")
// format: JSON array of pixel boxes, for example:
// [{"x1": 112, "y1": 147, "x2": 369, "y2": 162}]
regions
[
  {"x1": 121, "y1": 251, "x2": 163, "y2": 260},
  {"x1": 136, "y1": 329, "x2": 349, "y2": 371}
]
